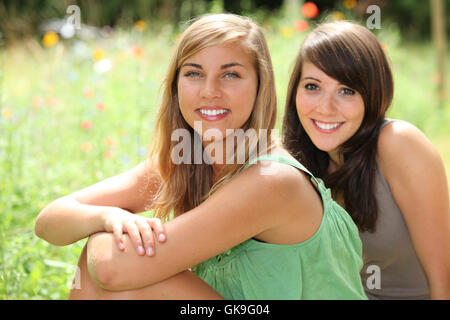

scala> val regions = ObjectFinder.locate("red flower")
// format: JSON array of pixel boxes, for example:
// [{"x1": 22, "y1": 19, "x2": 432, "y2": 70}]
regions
[
  {"x1": 96, "y1": 102, "x2": 106, "y2": 111},
  {"x1": 81, "y1": 120, "x2": 93, "y2": 130},
  {"x1": 302, "y1": 2, "x2": 319, "y2": 19},
  {"x1": 294, "y1": 20, "x2": 309, "y2": 32}
]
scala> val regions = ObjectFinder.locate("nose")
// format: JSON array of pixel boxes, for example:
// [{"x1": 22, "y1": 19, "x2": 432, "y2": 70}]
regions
[
  {"x1": 315, "y1": 91, "x2": 337, "y2": 115},
  {"x1": 200, "y1": 76, "x2": 222, "y2": 99}
]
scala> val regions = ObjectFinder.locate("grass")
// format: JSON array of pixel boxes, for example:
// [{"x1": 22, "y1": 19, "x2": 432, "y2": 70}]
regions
[{"x1": 1, "y1": 19, "x2": 449, "y2": 299}]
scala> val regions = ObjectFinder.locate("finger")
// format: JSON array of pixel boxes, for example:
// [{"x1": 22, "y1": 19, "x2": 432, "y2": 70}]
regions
[
  {"x1": 148, "y1": 218, "x2": 167, "y2": 243},
  {"x1": 136, "y1": 219, "x2": 155, "y2": 257},
  {"x1": 124, "y1": 221, "x2": 145, "y2": 256},
  {"x1": 112, "y1": 223, "x2": 125, "y2": 251}
]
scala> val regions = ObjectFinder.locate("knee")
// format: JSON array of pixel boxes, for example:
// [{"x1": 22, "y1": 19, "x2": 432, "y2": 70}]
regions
[{"x1": 86, "y1": 232, "x2": 116, "y2": 289}]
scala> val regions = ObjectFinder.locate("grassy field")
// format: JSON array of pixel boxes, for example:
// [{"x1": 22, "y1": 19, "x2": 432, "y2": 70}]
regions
[{"x1": 1, "y1": 20, "x2": 449, "y2": 299}]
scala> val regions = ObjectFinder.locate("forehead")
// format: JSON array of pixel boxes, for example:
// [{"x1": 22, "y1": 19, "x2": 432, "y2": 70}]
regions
[
  {"x1": 183, "y1": 43, "x2": 254, "y2": 67},
  {"x1": 301, "y1": 61, "x2": 339, "y2": 83}
]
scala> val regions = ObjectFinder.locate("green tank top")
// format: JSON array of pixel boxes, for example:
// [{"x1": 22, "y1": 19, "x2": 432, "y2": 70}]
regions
[{"x1": 192, "y1": 154, "x2": 367, "y2": 300}]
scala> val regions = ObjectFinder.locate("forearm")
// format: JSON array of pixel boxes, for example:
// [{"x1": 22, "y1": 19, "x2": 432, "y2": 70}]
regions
[{"x1": 35, "y1": 196, "x2": 109, "y2": 246}]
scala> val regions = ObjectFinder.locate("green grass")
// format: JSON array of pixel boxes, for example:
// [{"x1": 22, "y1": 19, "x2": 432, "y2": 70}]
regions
[{"x1": 1, "y1": 21, "x2": 449, "y2": 299}]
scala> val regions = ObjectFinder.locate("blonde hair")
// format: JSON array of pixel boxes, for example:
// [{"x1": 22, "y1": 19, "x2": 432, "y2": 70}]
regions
[{"x1": 145, "y1": 13, "x2": 277, "y2": 221}]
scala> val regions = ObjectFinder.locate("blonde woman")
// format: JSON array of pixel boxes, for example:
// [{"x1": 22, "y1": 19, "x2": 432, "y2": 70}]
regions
[{"x1": 35, "y1": 14, "x2": 367, "y2": 299}]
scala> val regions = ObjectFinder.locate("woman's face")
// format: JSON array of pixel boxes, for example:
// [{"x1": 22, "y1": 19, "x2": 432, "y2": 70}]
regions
[
  {"x1": 296, "y1": 62, "x2": 365, "y2": 157},
  {"x1": 177, "y1": 43, "x2": 258, "y2": 142}
]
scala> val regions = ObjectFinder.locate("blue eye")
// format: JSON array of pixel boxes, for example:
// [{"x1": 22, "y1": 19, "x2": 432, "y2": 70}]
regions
[
  {"x1": 224, "y1": 72, "x2": 240, "y2": 79},
  {"x1": 184, "y1": 71, "x2": 202, "y2": 78}
]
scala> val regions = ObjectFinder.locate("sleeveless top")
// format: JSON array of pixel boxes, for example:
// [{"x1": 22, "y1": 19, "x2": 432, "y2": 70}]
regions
[
  {"x1": 192, "y1": 154, "x2": 367, "y2": 300},
  {"x1": 359, "y1": 119, "x2": 430, "y2": 299}
]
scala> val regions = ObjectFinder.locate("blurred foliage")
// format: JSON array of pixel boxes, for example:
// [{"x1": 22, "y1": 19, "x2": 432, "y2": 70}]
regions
[{"x1": 0, "y1": 0, "x2": 449, "y2": 46}]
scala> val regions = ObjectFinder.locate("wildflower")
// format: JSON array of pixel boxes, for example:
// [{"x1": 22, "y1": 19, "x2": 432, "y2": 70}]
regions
[
  {"x1": 138, "y1": 147, "x2": 147, "y2": 157},
  {"x1": 121, "y1": 155, "x2": 130, "y2": 164},
  {"x1": 92, "y1": 49, "x2": 105, "y2": 62},
  {"x1": 294, "y1": 20, "x2": 309, "y2": 32},
  {"x1": 105, "y1": 136, "x2": 116, "y2": 148},
  {"x1": 46, "y1": 96, "x2": 56, "y2": 106},
  {"x1": 302, "y1": 2, "x2": 319, "y2": 19},
  {"x1": 1, "y1": 107, "x2": 12, "y2": 119},
  {"x1": 96, "y1": 102, "x2": 106, "y2": 111},
  {"x1": 81, "y1": 120, "x2": 93, "y2": 130},
  {"x1": 280, "y1": 26, "x2": 293, "y2": 38},
  {"x1": 42, "y1": 32, "x2": 59, "y2": 47},
  {"x1": 134, "y1": 20, "x2": 147, "y2": 32},
  {"x1": 331, "y1": 11, "x2": 345, "y2": 21},
  {"x1": 32, "y1": 96, "x2": 43, "y2": 108},
  {"x1": 104, "y1": 150, "x2": 114, "y2": 159},
  {"x1": 95, "y1": 171, "x2": 103, "y2": 179},
  {"x1": 83, "y1": 88, "x2": 94, "y2": 99},
  {"x1": 81, "y1": 142, "x2": 92, "y2": 153},
  {"x1": 94, "y1": 59, "x2": 112, "y2": 73},
  {"x1": 343, "y1": 0, "x2": 357, "y2": 9},
  {"x1": 131, "y1": 45, "x2": 145, "y2": 59}
]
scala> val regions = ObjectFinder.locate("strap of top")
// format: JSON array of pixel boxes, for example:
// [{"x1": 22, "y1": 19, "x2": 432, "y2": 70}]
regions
[{"x1": 245, "y1": 153, "x2": 321, "y2": 185}]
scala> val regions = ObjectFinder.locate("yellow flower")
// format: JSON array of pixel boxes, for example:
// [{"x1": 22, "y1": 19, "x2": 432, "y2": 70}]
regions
[
  {"x1": 331, "y1": 11, "x2": 346, "y2": 21},
  {"x1": 1, "y1": 107, "x2": 12, "y2": 119},
  {"x1": 134, "y1": 20, "x2": 147, "y2": 32},
  {"x1": 343, "y1": 0, "x2": 357, "y2": 9},
  {"x1": 42, "y1": 32, "x2": 59, "y2": 47},
  {"x1": 280, "y1": 26, "x2": 293, "y2": 38},
  {"x1": 92, "y1": 49, "x2": 105, "y2": 62},
  {"x1": 81, "y1": 142, "x2": 92, "y2": 153}
]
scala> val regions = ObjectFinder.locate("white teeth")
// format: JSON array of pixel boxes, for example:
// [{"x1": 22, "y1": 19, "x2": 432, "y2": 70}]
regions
[
  {"x1": 314, "y1": 120, "x2": 342, "y2": 130},
  {"x1": 199, "y1": 109, "x2": 228, "y2": 116}
]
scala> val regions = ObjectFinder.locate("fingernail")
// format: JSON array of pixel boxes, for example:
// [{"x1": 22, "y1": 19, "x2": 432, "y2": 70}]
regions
[
  {"x1": 137, "y1": 246, "x2": 144, "y2": 255},
  {"x1": 146, "y1": 247, "x2": 154, "y2": 256},
  {"x1": 159, "y1": 234, "x2": 166, "y2": 242}
]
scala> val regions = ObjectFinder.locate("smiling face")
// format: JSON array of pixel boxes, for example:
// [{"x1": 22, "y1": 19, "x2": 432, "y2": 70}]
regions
[
  {"x1": 177, "y1": 43, "x2": 258, "y2": 143},
  {"x1": 296, "y1": 62, "x2": 365, "y2": 160}
]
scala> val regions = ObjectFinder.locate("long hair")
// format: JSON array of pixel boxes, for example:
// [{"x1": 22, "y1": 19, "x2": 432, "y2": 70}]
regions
[
  {"x1": 145, "y1": 13, "x2": 277, "y2": 221},
  {"x1": 282, "y1": 21, "x2": 394, "y2": 232}
]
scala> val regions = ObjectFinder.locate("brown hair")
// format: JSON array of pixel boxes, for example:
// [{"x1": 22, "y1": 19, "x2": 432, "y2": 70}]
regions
[
  {"x1": 282, "y1": 21, "x2": 394, "y2": 232},
  {"x1": 146, "y1": 13, "x2": 277, "y2": 221}
]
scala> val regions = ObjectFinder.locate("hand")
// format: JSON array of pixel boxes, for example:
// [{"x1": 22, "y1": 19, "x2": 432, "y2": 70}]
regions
[{"x1": 102, "y1": 207, "x2": 166, "y2": 257}]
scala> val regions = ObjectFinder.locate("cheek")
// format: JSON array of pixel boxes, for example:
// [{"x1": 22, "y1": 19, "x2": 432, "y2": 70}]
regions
[{"x1": 295, "y1": 91, "x2": 312, "y2": 119}]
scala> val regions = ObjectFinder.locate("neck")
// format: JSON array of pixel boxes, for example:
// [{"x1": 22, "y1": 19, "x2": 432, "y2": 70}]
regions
[{"x1": 328, "y1": 149, "x2": 344, "y2": 173}]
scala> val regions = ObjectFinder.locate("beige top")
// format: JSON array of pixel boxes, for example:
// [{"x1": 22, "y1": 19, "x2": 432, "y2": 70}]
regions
[{"x1": 359, "y1": 119, "x2": 429, "y2": 299}]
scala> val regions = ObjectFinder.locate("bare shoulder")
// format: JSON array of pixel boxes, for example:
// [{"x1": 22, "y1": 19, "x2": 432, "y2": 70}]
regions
[
  {"x1": 377, "y1": 120, "x2": 445, "y2": 190},
  {"x1": 378, "y1": 120, "x2": 441, "y2": 169}
]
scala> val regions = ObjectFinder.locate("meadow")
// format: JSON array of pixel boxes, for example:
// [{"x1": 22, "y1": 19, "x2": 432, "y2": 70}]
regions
[{"x1": 1, "y1": 19, "x2": 449, "y2": 299}]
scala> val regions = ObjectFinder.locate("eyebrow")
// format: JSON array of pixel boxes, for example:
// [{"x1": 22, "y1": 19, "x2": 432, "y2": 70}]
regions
[
  {"x1": 301, "y1": 76, "x2": 321, "y2": 82},
  {"x1": 181, "y1": 62, "x2": 245, "y2": 69}
]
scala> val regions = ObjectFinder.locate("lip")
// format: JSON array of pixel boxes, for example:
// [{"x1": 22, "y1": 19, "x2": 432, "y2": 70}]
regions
[
  {"x1": 311, "y1": 119, "x2": 344, "y2": 134},
  {"x1": 196, "y1": 106, "x2": 230, "y2": 121}
]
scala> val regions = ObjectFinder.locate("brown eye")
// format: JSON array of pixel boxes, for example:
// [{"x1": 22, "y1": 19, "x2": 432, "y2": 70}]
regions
[
  {"x1": 340, "y1": 88, "x2": 355, "y2": 95},
  {"x1": 305, "y1": 83, "x2": 319, "y2": 91}
]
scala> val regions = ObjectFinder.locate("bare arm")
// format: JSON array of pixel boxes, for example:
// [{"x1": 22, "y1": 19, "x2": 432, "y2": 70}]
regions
[
  {"x1": 87, "y1": 161, "x2": 317, "y2": 291},
  {"x1": 379, "y1": 121, "x2": 450, "y2": 299},
  {"x1": 35, "y1": 159, "x2": 162, "y2": 249}
]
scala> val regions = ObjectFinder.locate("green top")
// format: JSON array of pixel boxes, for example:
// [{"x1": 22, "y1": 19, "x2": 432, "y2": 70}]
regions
[{"x1": 192, "y1": 154, "x2": 367, "y2": 300}]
